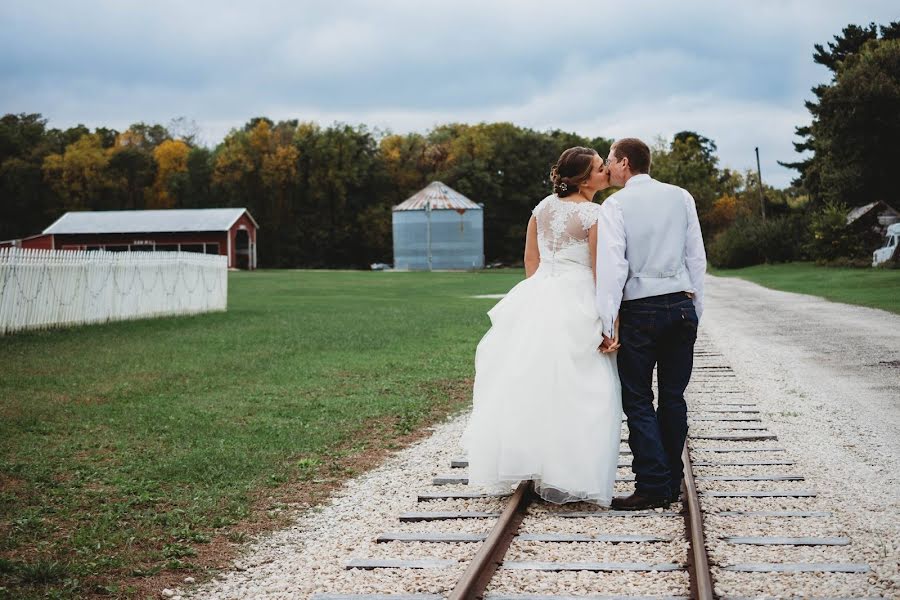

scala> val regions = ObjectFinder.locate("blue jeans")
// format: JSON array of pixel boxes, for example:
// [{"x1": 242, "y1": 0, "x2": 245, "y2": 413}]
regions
[{"x1": 617, "y1": 291, "x2": 698, "y2": 498}]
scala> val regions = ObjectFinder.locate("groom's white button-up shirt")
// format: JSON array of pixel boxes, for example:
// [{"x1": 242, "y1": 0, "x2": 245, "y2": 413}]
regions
[{"x1": 595, "y1": 174, "x2": 707, "y2": 338}]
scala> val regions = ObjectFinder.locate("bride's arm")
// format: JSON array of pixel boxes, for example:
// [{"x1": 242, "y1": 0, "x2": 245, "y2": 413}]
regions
[
  {"x1": 589, "y1": 223, "x2": 598, "y2": 284},
  {"x1": 524, "y1": 216, "x2": 540, "y2": 278}
]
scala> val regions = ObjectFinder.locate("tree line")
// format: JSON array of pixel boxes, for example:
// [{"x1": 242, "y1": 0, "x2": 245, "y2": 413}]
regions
[
  {"x1": 0, "y1": 116, "x2": 610, "y2": 266},
  {"x1": 0, "y1": 114, "x2": 783, "y2": 267},
  {"x1": 1, "y1": 21, "x2": 895, "y2": 268}
]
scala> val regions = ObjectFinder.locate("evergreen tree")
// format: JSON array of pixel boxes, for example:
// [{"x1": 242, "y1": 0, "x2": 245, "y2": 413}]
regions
[{"x1": 782, "y1": 22, "x2": 900, "y2": 207}]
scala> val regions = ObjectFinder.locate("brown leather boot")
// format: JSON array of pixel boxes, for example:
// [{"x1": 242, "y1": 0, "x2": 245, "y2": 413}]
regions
[{"x1": 610, "y1": 492, "x2": 671, "y2": 511}]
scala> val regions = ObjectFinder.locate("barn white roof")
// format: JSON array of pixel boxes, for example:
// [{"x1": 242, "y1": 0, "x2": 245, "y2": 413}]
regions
[
  {"x1": 393, "y1": 181, "x2": 482, "y2": 211},
  {"x1": 43, "y1": 208, "x2": 258, "y2": 234}
]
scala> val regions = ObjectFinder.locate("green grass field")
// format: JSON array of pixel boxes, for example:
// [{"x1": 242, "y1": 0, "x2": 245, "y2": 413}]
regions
[
  {"x1": 711, "y1": 262, "x2": 900, "y2": 314},
  {"x1": 0, "y1": 269, "x2": 522, "y2": 598}
]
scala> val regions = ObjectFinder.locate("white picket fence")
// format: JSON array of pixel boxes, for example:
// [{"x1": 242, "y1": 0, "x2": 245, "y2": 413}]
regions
[{"x1": 0, "y1": 247, "x2": 228, "y2": 335}]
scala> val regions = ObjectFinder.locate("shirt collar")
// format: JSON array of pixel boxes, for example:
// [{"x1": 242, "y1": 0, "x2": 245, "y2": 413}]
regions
[{"x1": 624, "y1": 174, "x2": 651, "y2": 187}]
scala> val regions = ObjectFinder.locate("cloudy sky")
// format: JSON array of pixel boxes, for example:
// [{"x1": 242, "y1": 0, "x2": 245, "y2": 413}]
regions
[{"x1": 1, "y1": 1, "x2": 896, "y2": 187}]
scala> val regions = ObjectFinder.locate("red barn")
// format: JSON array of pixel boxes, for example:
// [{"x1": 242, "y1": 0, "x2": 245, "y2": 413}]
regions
[
  {"x1": 2, "y1": 208, "x2": 259, "y2": 269},
  {"x1": 1, "y1": 233, "x2": 54, "y2": 250}
]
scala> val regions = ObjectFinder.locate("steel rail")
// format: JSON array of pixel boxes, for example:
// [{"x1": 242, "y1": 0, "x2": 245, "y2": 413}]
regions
[
  {"x1": 447, "y1": 480, "x2": 532, "y2": 600},
  {"x1": 683, "y1": 441, "x2": 715, "y2": 600}
]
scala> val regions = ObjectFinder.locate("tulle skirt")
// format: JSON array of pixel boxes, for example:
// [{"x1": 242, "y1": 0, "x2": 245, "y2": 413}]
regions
[{"x1": 460, "y1": 263, "x2": 623, "y2": 506}]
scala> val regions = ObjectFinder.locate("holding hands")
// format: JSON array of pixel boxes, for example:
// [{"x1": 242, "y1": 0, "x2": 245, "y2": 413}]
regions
[{"x1": 599, "y1": 317, "x2": 621, "y2": 354}]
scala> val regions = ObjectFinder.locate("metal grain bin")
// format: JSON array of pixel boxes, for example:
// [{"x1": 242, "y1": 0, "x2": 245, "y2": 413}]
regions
[{"x1": 392, "y1": 181, "x2": 484, "y2": 271}]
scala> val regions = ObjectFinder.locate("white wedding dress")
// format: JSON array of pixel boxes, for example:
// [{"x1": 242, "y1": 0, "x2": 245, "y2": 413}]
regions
[{"x1": 461, "y1": 194, "x2": 623, "y2": 506}]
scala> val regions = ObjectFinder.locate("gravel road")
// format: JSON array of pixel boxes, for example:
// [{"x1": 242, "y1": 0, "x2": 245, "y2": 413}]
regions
[{"x1": 698, "y1": 275, "x2": 899, "y2": 597}]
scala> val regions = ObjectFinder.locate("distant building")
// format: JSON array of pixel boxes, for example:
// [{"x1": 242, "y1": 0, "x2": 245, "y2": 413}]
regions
[
  {"x1": 844, "y1": 201, "x2": 899, "y2": 266},
  {"x1": 0, "y1": 208, "x2": 259, "y2": 269},
  {"x1": 392, "y1": 181, "x2": 484, "y2": 271},
  {"x1": 846, "y1": 200, "x2": 900, "y2": 233}
]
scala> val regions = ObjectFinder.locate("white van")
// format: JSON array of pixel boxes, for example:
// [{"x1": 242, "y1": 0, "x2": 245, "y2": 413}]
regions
[{"x1": 873, "y1": 223, "x2": 900, "y2": 266}]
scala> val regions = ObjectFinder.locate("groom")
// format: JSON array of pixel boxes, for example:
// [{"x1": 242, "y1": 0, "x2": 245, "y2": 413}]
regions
[{"x1": 595, "y1": 138, "x2": 707, "y2": 510}]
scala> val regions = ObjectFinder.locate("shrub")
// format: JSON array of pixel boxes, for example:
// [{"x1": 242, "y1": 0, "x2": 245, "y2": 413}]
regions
[
  {"x1": 708, "y1": 221, "x2": 760, "y2": 268},
  {"x1": 708, "y1": 215, "x2": 806, "y2": 268}
]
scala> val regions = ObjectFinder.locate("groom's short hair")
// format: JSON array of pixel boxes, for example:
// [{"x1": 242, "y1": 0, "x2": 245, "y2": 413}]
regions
[{"x1": 612, "y1": 138, "x2": 651, "y2": 174}]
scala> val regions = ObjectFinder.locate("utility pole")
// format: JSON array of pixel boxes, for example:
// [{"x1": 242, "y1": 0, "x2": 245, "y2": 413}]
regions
[{"x1": 755, "y1": 147, "x2": 766, "y2": 221}]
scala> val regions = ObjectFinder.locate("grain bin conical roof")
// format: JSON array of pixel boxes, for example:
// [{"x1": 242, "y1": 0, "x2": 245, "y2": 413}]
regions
[{"x1": 393, "y1": 181, "x2": 482, "y2": 212}]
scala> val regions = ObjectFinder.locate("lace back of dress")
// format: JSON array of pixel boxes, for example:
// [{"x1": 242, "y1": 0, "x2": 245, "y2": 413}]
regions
[{"x1": 534, "y1": 197, "x2": 594, "y2": 255}]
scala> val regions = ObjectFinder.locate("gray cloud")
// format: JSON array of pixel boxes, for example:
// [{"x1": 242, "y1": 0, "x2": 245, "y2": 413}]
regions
[{"x1": 1, "y1": 0, "x2": 897, "y2": 187}]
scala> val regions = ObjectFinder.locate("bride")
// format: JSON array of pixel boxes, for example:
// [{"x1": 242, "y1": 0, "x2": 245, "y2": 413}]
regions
[{"x1": 461, "y1": 146, "x2": 623, "y2": 506}]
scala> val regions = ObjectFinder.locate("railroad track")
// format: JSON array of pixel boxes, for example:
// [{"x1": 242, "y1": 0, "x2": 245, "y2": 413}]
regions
[{"x1": 312, "y1": 336, "x2": 876, "y2": 599}]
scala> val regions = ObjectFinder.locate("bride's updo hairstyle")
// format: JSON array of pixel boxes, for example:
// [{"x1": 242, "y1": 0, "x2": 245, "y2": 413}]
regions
[{"x1": 550, "y1": 146, "x2": 598, "y2": 197}]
